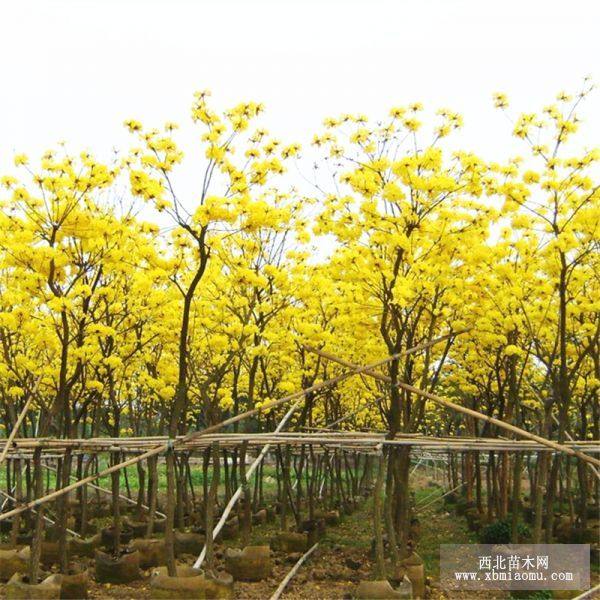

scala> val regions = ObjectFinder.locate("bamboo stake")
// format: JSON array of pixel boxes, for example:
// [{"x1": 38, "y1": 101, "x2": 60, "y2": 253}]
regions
[
  {"x1": 305, "y1": 346, "x2": 600, "y2": 469},
  {"x1": 0, "y1": 331, "x2": 462, "y2": 522},
  {"x1": 269, "y1": 542, "x2": 319, "y2": 600},
  {"x1": 0, "y1": 377, "x2": 42, "y2": 466}
]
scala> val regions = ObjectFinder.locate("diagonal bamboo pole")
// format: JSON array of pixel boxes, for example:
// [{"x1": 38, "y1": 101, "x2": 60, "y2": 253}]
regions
[
  {"x1": 523, "y1": 385, "x2": 600, "y2": 482},
  {"x1": 0, "y1": 331, "x2": 464, "y2": 522},
  {"x1": 193, "y1": 409, "x2": 361, "y2": 566},
  {"x1": 572, "y1": 582, "x2": 600, "y2": 600},
  {"x1": 304, "y1": 346, "x2": 600, "y2": 469},
  {"x1": 0, "y1": 488, "x2": 80, "y2": 537},
  {"x1": 269, "y1": 542, "x2": 319, "y2": 600},
  {"x1": 193, "y1": 398, "x2": 302, "y2": 568},
  {"x1": 0, "y1": 377, "x2": 43, "y2": 467},
  {"x1": 553, "y1": 415, "x2": 600, "y2": 481},
  {"x1": 415, "y1": 480, "x2": 468, "y2": 513},
  {"x1": 43, "y1": 464, "x2": 167, "y2": 518}
]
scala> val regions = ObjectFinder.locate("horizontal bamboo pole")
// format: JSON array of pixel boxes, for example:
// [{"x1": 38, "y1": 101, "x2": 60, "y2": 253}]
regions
[
  {"x1": 305, "y1": 346, "x2": 600, "y2": 468},
  {"x1": 5, "y1": 432, "x2": 599, "y2": 445},
  {"x1": 2, "y1": 433, "x2": 598, "y2": 453},
  {"x1": 0, "y1": 331, "x2": 463, "y2": 522}
]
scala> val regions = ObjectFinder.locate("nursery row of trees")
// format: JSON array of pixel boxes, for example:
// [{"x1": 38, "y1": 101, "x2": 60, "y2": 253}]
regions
[{"x1": 0, "y1": 86, "x2": 598, "y2": 574}]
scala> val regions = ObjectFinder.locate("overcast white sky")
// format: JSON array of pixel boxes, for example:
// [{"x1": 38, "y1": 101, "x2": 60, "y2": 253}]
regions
[{"x1": 1, "y1": 0, "x2": 599, "y2": 208}]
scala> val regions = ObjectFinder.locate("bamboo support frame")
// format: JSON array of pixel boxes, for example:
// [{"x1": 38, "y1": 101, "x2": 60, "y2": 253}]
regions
[
  {"x1": 1, "y1": 328, "x2": 598, "y2": 527},
  {"x1": 524, "y1": 385, "x2": 600, "y2": 482},
  {"x1": 304, "y1": 345, "x2": 600, "y2": 468},
  {"x1": 0, "y1": 432, "x2": 598, "y2": 455},
  {"x1": 0, "y1": 331, "x2": 463, "y2": 522}
]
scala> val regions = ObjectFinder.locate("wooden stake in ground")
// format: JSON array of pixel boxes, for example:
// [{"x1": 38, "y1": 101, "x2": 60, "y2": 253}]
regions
[{"x1": 305, "y1": 346, "x2": 600, "y2": 469}]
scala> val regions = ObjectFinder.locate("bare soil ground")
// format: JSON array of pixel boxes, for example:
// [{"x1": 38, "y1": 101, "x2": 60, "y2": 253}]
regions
[{"x1": 0, "y1": 474, "x2": 596, "y2": 599}]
